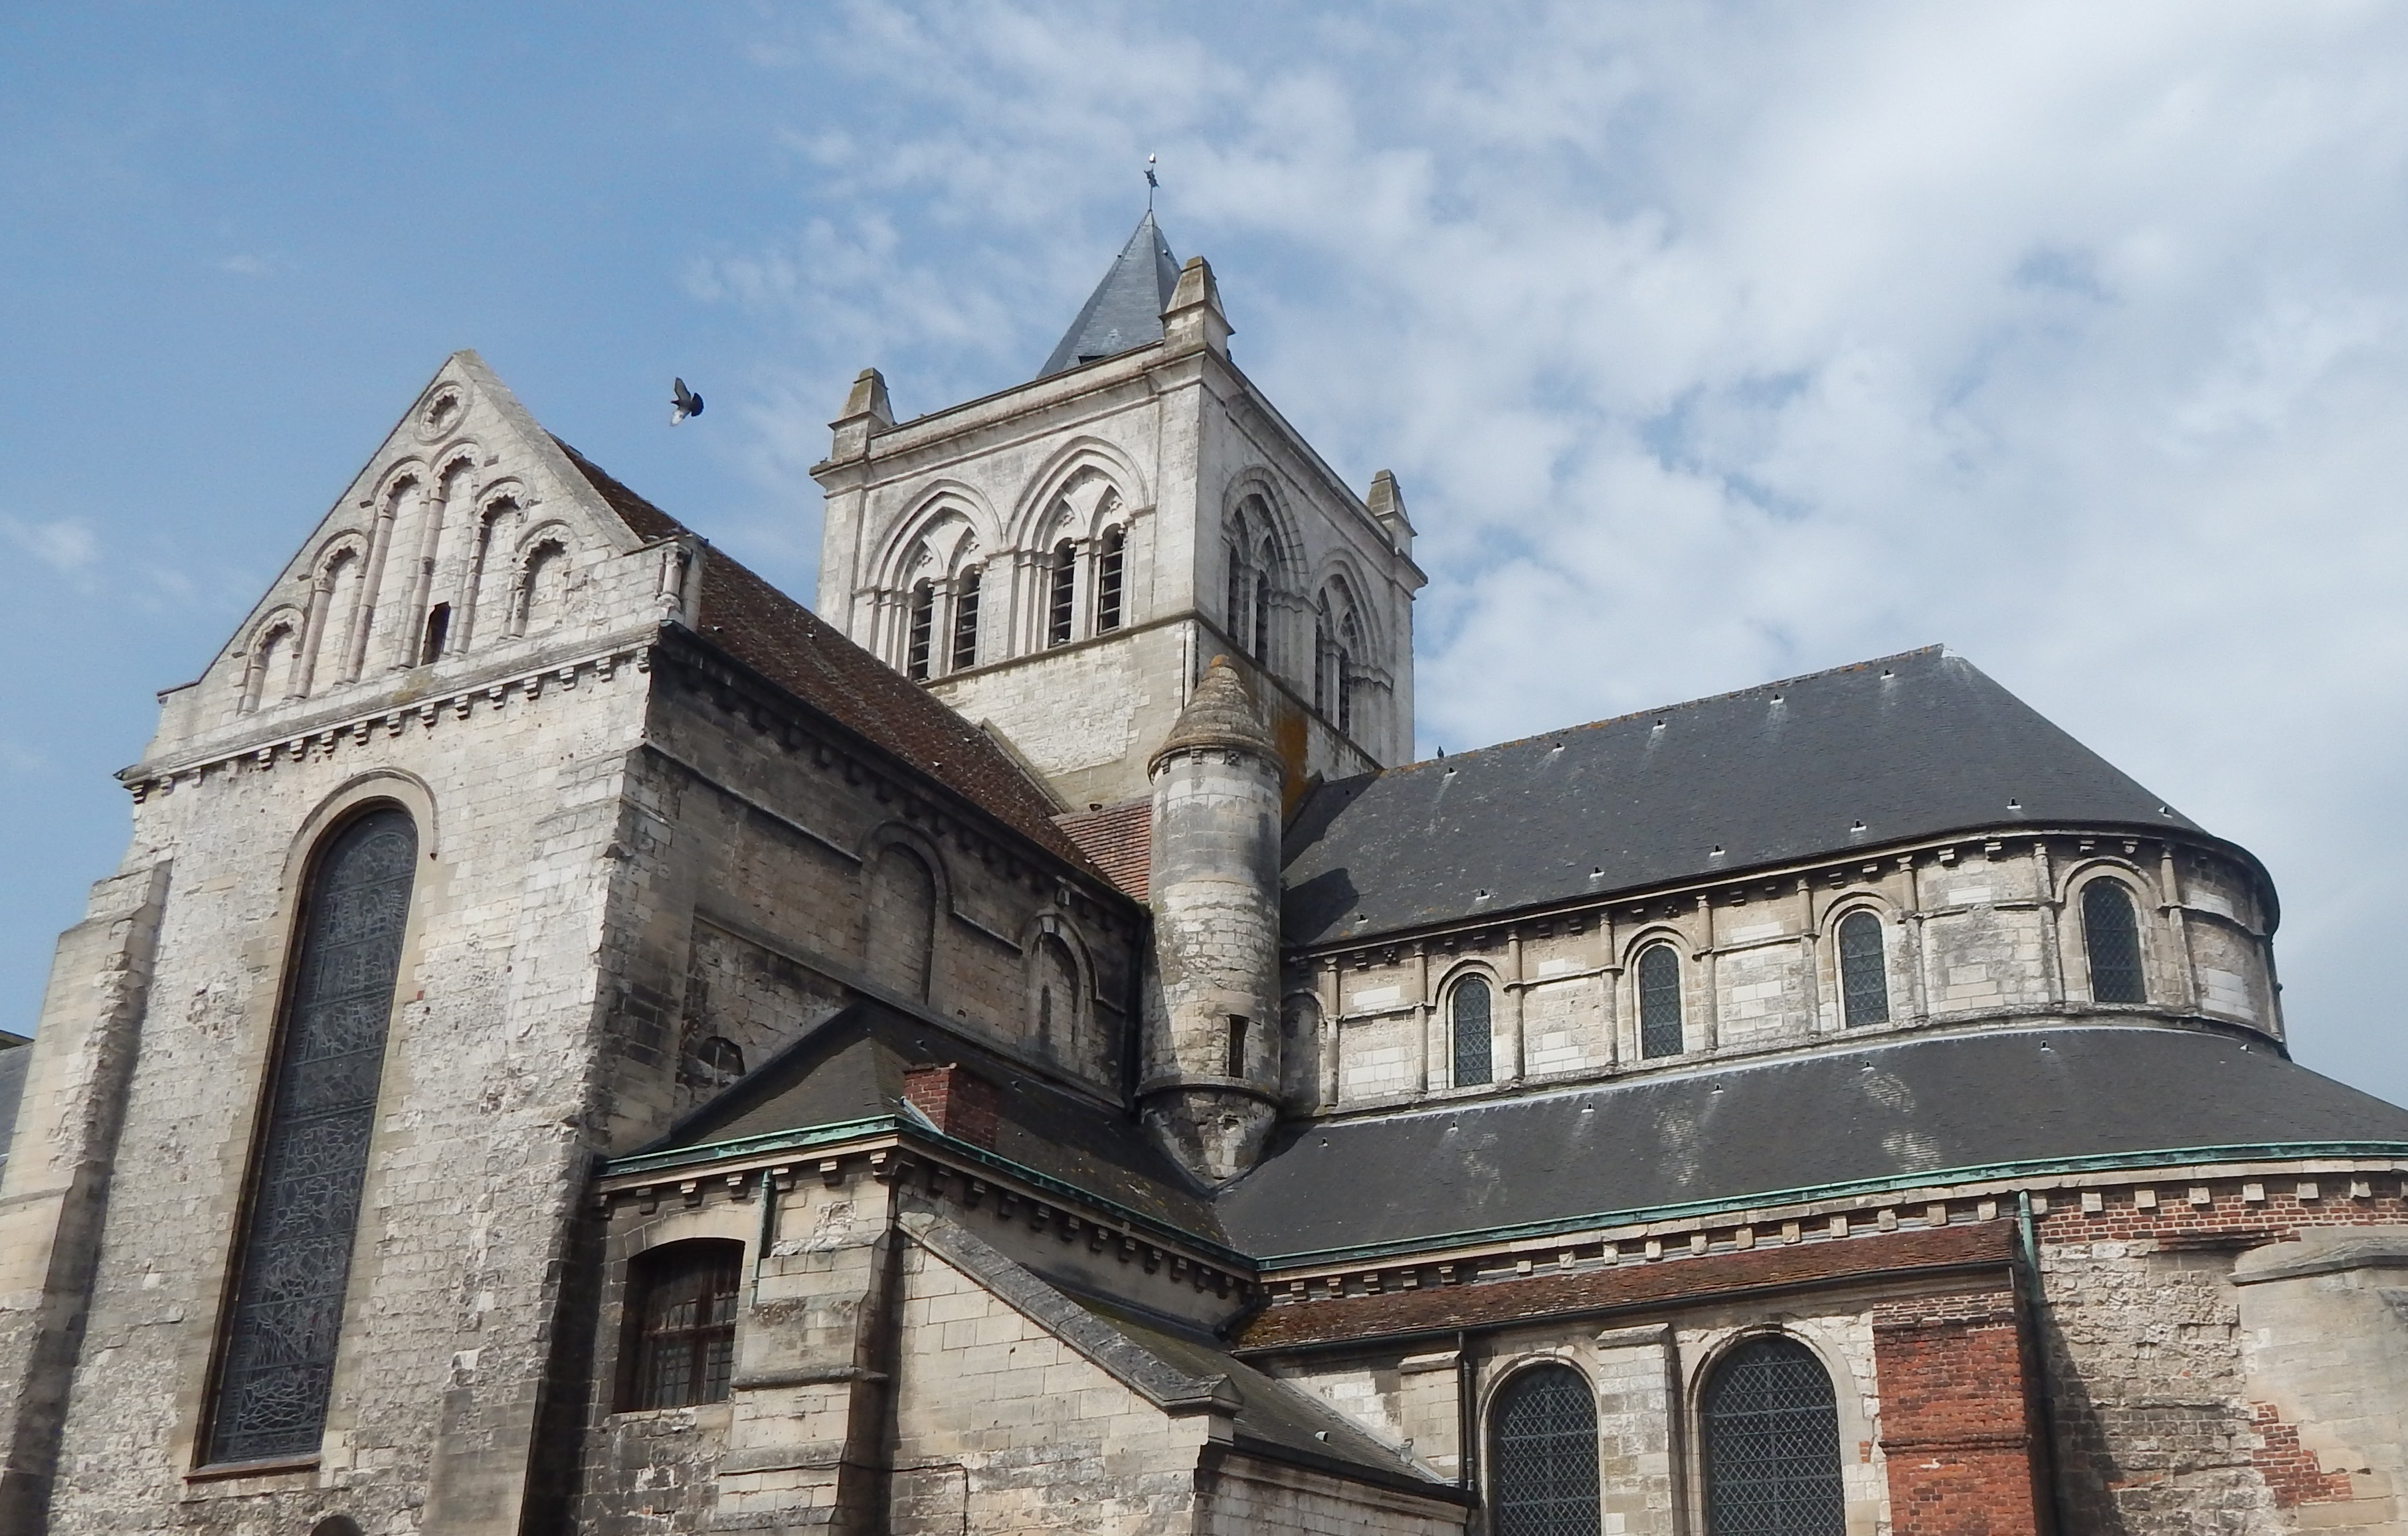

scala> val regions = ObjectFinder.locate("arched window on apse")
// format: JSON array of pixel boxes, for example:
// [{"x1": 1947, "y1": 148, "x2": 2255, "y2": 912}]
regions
[
  {"x1": 1451, "y1": 976, "x2": 1493, "y2": 1088},
  {"x1": 951, "y1": 567, "x2": 982, "y2": 672},
  {"x1": 1837, "y1": 910, "x2": 1889, "y2": 1027},
  {"x1": 864, "y1": 845, "x2": 937, "y2": 999},
  {"x1": 905, "y1": 580, "x2": 935, "y2": 681},
  {"x1": 1488, "y1": 1363, "x2": 1601, "y2": 1536},
  {"x1": 1637, "y1": 942, "x2": 1683, "y2": 1058},
  {"x1": 1096, "y1": 526, "x2": 1126, "y2": 633},
  {"x1": 1701, "y1": 1336, "x2": 1847, "y2": 1536},
  {"x1": 620, "y1": 1240, "x2": 742, "y2": 1411},
  {"x1": 2083, "y1": 879, "x2": 2145, "y2": 1003},
  {"x1": 1047, "y1": 540, "x2": 1077, "y2": 647},
  {"x1": 517, "y1": 541, "x2": 568, "y2": 637},
  {"x1": 205, "y1": 806, "x2": 417, "y2": 1465},
  {"x1": 1032, "y1": 934, "x2": 1081, "y2": 1063},
  {"x1": 242, "y1": 623, "x2": 300, "y2": 714}
]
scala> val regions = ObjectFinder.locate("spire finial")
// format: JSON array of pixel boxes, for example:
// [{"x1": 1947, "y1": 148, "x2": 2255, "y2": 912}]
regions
[{"x1": 1145, "y1": 152, "x2": 1158, "y2": 211}]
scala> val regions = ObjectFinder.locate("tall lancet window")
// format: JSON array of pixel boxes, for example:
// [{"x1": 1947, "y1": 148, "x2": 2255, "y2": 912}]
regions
[
  {"x1": 1837, "y1": 911, "x2": 1889, "y2": 1027},
  {"x1": 950, "y1": 567, "x2": 982, "y2": 673},
  {"x1": 1096, "y1": 527, "x2": 1126, "y2": 633},
  {"x1": 1225, "y1": 546, "x2": 1246, "y2": 648},
  {"x1": 206, "y1": 807, "x2": 417, "y2": 1466},
  {"x1": 905, "y1": 580, "x2": 935, "y2": 680},
  {"x1": 1451, "y1": 976, "x2": 1493, "y2": 1088},
  {"x1": 2083, "y1": 880, "x2": 2144, "y2": 1003},
  {"x1": 1048, "y1": 541, "x2": 1077, "y2": 647},
  {"x1": 1637, "y1": 942, "x2": 1683, "y2": 1058}
]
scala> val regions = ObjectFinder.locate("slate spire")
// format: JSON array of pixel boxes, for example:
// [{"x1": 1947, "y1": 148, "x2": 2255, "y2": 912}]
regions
[{"x1": 1037, "y1": 211, "x2": 1183, "y2": 378}]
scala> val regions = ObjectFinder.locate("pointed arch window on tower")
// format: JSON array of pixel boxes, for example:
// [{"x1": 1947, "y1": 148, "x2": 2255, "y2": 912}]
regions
[
  {"x1": 950, "y1": 567, "x2": 982, "y2": 672},
  {"x1": 1252, "y1": 541, "x2": 1275, "y2": 663},
  {"x1": 905, "y1": 580, "x2": 935, "y2": 681},
  {"x1": 1837, "y1": 911, "x2": 1889, "y2": 1027},
  {"x1": 1225, "y1": 545, "x2": 1247, "y2": 650},
  {"x1": 1337, "y1": 611, "x2": 1362, "y2": 738},
  {"x1": 1048, "y1": 541, "x2": 1077, "y2": 647},
  {"x1": 1451, "y1": 976, "x2": 1493, "y2": 1088},
  {"x1": 2083, "y1": 879, "x2": 2145, "y2": 1003},
  {"x1": 1313, "y1": 606, "x2": 1332, "y2": 715},
  {"x1": 1096, "y1": 527, "x2": 1125, "y2": 633},
  {"x1": 1638, "y1": 942, "x2": 1683, "y2": 1058}
]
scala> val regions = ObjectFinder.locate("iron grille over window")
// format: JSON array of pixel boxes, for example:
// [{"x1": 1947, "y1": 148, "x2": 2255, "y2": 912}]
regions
[
  {"x1": 206, "y1": 807, "x2": 417, "y2": 1466},
  {"x1": 2083, "y1": 881, "x2": 2145, "y2": 1003},
  {"x1": 1837, "y1": 911, "x2": 1889, "y2": 1027},
  {"x1": 905, "y1": 581, "x2": 935, "y2": 680},
  {"x1": 1096, "y1": 528, "x2": 1125, "y2": 632},
  {"x1": 1637, "y1": 943, "x2": 1683, "y2": 1058},
  {"x1": 1048, "y1": 541, "x2": 1077, "y2": 647},
  {"x1": 1452, "y1": 977, "x2": 1493, "y2": 1087},
  {"x1": 950, "y1": 568, "x2": 981, "y2": 672},
  {"x1": 626, "y1": 1242, "x2": 741, "y2": 1410},
  {"x1": 1702, "y1": 1336, "x2": 1847, "y2": 1536},
  {"x1": 1489, "y1": 1363, "x2": 1600, "y2": 1536}
]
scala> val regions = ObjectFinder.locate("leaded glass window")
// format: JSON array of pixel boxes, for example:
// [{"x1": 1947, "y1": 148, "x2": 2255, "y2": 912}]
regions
[
  {"x1": 1703, "y1": 1336, "x2": 1847, "y2": 1536},
  {"x1": 1452, "y1": 976, "x2": 1493, "y2": 1087},
  {"x1": 2083, "y1": 880, "x2": 2144, "y2": 1003},
  {"x1": 1637, "y1": 942, "x2": 1683, "y2": 1058},
  {"x1": 625, "y1": 1242, "x2": 742, "y2": 1410},
  {"x1": 1489, "y1": 1363, "x2": 1600, "y2": 1536},
  {"x1": 206, "y1": 807, "x2": 417, "y2": 1466},
  {"x1": 1837, "y1": 911, "x2": 1889, "y2": 1027}
]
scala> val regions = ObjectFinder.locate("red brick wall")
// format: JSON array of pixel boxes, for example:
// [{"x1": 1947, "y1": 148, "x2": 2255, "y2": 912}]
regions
[
  {"x1": 1874, "y1": 1288, "x2": 2046, "y2": 1536},
  {"x1": 2248, "y1": 1403, "x2": 2354, "y2": 1508},
  {"x1": 901, "y1": 1062, "x2": 1001, "y2": 1148}
]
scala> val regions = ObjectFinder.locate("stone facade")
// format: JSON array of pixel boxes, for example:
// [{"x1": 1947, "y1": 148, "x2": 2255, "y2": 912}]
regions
[{"x1": 3, "y1": 220, "x2": 2405, "y2": 1536}]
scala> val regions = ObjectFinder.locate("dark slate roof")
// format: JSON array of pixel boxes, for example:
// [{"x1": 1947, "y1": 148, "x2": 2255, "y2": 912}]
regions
[
  {"x1": 550, "y1": 438, "x2": 1101, "y2": 877},
  {"x1": 1281, "y1": 647, "x2": 2204, "y2": 947},
  {"x1": 1214, "y1": 1025, "x2": 2408, "y2": 1262},
  {"x1": 1038, "y1": 212, "x2": 1182, "y2": 378},
  {"x1": 648, "y1": 1001, "x2": 1224, "y2": 1242},
  {"x1": 0, "y1": 1041, "x2": 29, "y2": 1174}
]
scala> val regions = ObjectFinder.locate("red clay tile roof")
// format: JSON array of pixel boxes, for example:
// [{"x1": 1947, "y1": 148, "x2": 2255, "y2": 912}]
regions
[
  {"x1": 551, "y1": 437, "x2": 1105, "y2": 880},
  {"x1": 1056, "y1": 798, "x2": 1151, "y2": 901},
  {"x1": 1235, "y1": 1221, "x2": 2013, "y2": 1352}
]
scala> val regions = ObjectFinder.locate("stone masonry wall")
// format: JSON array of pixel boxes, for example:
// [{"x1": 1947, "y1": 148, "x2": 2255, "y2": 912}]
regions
[{"x1": 1307, "y1": 834, "x2": 2276, "y2": 1114}]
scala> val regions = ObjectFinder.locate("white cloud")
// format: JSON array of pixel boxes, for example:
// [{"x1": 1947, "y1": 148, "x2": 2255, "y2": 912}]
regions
[
  {"x1": 707, "y1": 0, "x2": 2408, "y2": 1100},
  {"x1": 1, "y1": 515, "x2": 98, "y2": 576}
]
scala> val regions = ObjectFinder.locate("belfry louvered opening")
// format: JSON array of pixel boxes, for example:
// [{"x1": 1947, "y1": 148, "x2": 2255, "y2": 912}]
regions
[{"x1": 203, "y1": 806, "x2": 417, "y2": 1466}]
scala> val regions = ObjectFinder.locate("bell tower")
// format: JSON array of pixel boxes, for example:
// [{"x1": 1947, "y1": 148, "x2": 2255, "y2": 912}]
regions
[{"x1": 810, "y1": 213, "x2": 1425, "y2": 812}]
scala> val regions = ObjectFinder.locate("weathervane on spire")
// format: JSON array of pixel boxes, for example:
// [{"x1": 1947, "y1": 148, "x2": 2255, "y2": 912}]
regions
[{"x1": 1145, "y1": 152, "x2": 1158, "y2": 211}]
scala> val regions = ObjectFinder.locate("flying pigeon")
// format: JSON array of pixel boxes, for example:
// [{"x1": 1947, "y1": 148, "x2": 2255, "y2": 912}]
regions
[{"x1": 670, "y1": 377, "x2": 704, "y2": 425}]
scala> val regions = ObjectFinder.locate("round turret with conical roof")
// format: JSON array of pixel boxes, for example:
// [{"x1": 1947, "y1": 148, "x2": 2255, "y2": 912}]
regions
[{"x1": 1141, "y1": 657, "x2": 1284, "y2": 1183}]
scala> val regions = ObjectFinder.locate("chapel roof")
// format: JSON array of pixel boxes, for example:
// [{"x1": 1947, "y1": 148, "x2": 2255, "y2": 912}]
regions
[
  {"x1": 1280, "y1": 645, "x2": 2211, "y2": 947},
  {"x1": 1037, "y1": 211, "x2": 1184, "y2": 378},
  {"x1": 549, "y1": 438, "x2": 1103, "y2": 877},
  {"x1": 1212, "y1": 1024, "x2": 2408, "y2": 1263}
]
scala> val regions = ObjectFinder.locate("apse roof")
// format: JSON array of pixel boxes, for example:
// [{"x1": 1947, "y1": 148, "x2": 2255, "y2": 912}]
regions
[
  {"x1": 1213, "y1": 1025, "x2": 2408, "y2": 1262},
  {"x1": 1038, "y1": 211, "x2": 1183, "y2": 377},
  {"x1": 1281, "y1": 646, "x2": 2208, "y2": 947}
]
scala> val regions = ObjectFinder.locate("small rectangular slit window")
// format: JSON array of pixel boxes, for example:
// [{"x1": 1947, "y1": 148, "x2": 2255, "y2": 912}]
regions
[{"x1": 1226, "y1": 1015, "x2": 1248, "y2": 1078}]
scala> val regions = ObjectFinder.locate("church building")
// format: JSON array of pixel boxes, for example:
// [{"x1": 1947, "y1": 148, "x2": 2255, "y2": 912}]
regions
[{"x1": 2, "y1": 214, "x2": 2405, "y2": 1536}]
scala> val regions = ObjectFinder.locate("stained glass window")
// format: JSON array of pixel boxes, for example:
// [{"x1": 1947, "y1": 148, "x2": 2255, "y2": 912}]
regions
[
  {"x1": 205, "y1": 807, "x2": 417, "y2": 1466},
  {"x1": 1837, "y1": 911, "x2": 1889, "y2": 1027},
  {"x1": 1489, "y1": 1363, "x2": 1600, "y2": 1536},
  {"x1": 1638, "y1": 943, "x2": 1683, "y2": 1058},
  {"x1": 1452, "y1": 976, "x2": 1493, "y2": 1087},
  {"x1": 2083, "y1": 880, "x2": 2144, "y2": 1003},
  {"x1": 625, "y1": 1242, "x2": 742, "y2": 1410},
  {"x1": 1703, "y1": 1336, "x2": 1847, "y2": 1536}
]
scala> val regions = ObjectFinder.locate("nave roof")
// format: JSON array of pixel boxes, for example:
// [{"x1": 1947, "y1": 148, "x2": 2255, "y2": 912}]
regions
[{"x1": 1281, "y1": 645, "x2": 2210, "y2": 947}]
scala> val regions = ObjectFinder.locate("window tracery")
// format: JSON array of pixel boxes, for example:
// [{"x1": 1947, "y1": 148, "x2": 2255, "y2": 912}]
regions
[{"x1": 205, "y1": 807, "x2": 417, "y2": 1466}]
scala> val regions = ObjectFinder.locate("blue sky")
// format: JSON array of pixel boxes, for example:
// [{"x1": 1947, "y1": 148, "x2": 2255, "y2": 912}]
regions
[{"x1": 6, "y1": 3, "x2": 2407, "y2": 1103}]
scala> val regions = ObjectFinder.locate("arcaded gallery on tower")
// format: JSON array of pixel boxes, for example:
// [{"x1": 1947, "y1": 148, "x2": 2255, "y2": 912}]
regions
[{"x1": 1, "y1": 214, "x2": 2404, "y2": 1536}]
